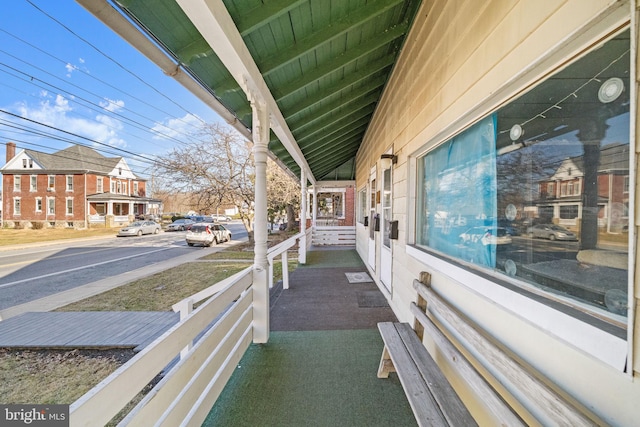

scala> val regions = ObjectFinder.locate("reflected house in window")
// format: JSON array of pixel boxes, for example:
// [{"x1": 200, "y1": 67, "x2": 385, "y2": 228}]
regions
[{"x1": 533, "y1": 143, "x2": 629, "y2": 233}]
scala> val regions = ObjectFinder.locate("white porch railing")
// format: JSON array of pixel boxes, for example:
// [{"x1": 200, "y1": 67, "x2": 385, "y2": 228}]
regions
[
  {"x1": 312, "y1": 225, "x2": 356, "y2": 245},
  {"x1": 89, "y1": 214, "x2": 105, "y2": 224},
  {"x1": 266, "y1": 230, "x2": 308, "y2": 289},
  {"x1": 69, "y1": 266, "x2": 254, "y2": 426}
]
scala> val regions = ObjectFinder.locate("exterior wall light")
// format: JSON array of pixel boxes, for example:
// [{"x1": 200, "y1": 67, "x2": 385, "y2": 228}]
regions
[{"x1": 380, "y1": 153, "x2": 397, "y2": 169}]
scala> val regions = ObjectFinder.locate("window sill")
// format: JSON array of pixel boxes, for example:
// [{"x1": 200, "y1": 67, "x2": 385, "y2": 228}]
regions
[{"x1": 406, "y1": 244, "x2": 627, "y2": 370}]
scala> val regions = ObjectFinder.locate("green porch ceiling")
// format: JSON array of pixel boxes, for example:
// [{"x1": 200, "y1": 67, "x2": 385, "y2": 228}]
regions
[{"x1": 100, "y1": 0, "x2": 422, "y2": 181}]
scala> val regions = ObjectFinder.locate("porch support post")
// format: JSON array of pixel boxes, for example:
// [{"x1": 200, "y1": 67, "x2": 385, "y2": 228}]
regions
[
  {"x1": 299, "y1": 169, "x2": 307, "y2": 264},
  {"x1": 251, "y1": 93, "x2": 269, "y2": 344},
  {"x1": 312, "y1": 186, "x2": 318, "y2": 227}
]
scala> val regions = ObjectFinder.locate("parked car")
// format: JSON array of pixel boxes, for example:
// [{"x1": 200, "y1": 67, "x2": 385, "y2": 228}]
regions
[
  {"x1": 166, "y1": 218, "x2": 195, "y2": 231},
  {"x1": 187, "y1": 215, "x2": 214, "y2": 223},
  {"x1": 458, "y1": 226, "x2": 512, "y2": 247},
  {"x1": 210, "y1": 214, "x2": 232, "y2": 222},
  {"x1": 185, "y1": 223, "x2": 232, "y2": 247},
  {"x1": 526, "y1": 224, "x2": 577, "y2": 241},
  {"x1": 117, "y1": 221, "x2": 161, "y2": 237}
]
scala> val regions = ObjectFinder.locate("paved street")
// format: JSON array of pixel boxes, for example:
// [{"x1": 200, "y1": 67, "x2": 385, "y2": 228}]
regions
[{"x1": 0, "y1": 222, "x2": 248, "y2": 312}]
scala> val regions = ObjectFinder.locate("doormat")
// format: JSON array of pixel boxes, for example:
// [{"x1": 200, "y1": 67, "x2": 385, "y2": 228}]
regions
[
  {"x1": 357, "y1": 291, "x2": 389, "y2": 307},
  {"x1": 345, "y1": 272, "x2": 373, "y2": 283}
]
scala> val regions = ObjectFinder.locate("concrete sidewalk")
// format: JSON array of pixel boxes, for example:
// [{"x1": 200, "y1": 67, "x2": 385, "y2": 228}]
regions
[{"x1": 0, "y1": 239, "x2": 247, "y2": 321}]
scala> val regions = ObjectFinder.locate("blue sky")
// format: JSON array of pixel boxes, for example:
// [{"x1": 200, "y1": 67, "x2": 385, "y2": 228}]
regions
[{"x1": 0, "y1": 0, "x2": 224, "y2": 177}]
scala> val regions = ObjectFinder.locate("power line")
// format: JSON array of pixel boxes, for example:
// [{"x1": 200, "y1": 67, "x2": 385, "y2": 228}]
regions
[
  {"x1": 0, "y1": 27, "x2": 203, "y2": 133},
  {"x1": 0, "y1": 62, "x2": 198, "y2": 149},
  {"x1": 25, "y1": 0, "x2": 204, "y2": 125}
]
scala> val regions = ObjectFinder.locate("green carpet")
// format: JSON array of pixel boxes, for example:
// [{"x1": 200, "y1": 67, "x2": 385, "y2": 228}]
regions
[
  {"x1": 202, "y1": 329, "x2": 415, "y2": 427},
  {"x1": 301, "y1": 249, "x2": 364, "y2": 268}
]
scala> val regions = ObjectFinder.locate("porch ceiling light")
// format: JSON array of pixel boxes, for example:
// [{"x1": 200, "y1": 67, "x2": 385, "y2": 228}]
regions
[
  {"x1": 598, "y1": 77, "x2": 624, "y2": 103},
  {"x1": 509, "y1": 124, "x2": 523, "y2": 141}
]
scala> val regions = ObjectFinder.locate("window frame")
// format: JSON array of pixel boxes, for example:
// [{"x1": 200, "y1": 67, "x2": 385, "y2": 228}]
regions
[
  {"x1": 13, "y1": 197, "x2": 21, "y2": 215},
  {"x1": 406, "y1": 26, "x2": 632, "y2": 371},
  {"x1": 47, "y1": 197, "x2": 55, "y2": 215},
  {"x1": 66, "y1": 175, "x2": 74, "y2": 192},
  {"x1": 13, "y1": 175, "x2": 21, "y2": 192},
  {"x1": 66, "y1": 198, "x2": 74, "y2": 216}
]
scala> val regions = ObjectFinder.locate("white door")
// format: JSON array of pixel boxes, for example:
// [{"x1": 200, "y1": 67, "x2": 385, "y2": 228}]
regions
[
  {"x1": 367, "y1": 168, "x2": 376, "y2": 269},
  {"x1": 380, "y1": 165, "x2": 392, "y2": 292}
]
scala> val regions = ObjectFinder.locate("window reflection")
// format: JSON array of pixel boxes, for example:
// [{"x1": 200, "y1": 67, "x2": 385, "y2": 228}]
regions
[{"x1": 417, "y1": 30, "x2": 630, "y2": 322}]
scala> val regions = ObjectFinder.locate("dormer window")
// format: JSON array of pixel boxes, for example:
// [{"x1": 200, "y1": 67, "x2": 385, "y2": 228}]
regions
[{"x1": 22, "y1": 159, "x2": 27, "y2": 168}]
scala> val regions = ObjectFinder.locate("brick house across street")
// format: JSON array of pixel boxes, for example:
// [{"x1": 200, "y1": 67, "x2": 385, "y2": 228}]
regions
[{"x1": 1, "y1": 142, "x2": 161, "y2": 228}]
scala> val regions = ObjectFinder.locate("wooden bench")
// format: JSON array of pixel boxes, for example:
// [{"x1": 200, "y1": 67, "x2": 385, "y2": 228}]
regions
[
  {"x1": 377, "y1": 272, "x2": 600, "y2": 426},
  {"x1": 377, "y1": 322, "x2": 478, "y2": 426}
]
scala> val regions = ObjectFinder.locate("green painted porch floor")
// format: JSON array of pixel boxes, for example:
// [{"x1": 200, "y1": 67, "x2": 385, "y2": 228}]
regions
[
  {"x1": 202, "y1": 247, "x2": 416, "y2": 426},
  {"x1": 202, "y1": 329, "x2": 415, "y2": 427}
]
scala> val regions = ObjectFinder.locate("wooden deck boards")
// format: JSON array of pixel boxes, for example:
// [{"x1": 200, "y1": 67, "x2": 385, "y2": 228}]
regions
[{"x1": 0, "y1": 311, "x2": 179, "y2": 349}]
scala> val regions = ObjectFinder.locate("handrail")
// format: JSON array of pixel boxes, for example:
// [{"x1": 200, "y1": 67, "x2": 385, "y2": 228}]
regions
[
  {"x1": 266, "y1": 231, "x2": 305, "y2": 289},
  {"x1": 70, "y1": 266, "x2": 254, "y2": 426}
]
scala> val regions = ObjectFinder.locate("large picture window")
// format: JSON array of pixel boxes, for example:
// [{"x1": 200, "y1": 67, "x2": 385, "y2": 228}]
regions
[{"x1": 416, "y1": 30, "x2": 630, "y2": 325}]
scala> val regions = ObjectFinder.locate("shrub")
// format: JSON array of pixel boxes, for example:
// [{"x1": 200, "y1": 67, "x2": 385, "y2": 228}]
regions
[{"x1": 32, "y1": 221, "x2": 44, "y2": 230}]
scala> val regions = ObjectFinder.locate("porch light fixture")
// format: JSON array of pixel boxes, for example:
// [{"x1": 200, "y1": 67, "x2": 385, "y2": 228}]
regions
[
  {"x1": 598, "y1": 77, "x2": 624, "y2": 103},
  {"x1": 380, "y1": 153, "x2": 397, "y2": 169},
  {"x1": 509, "y1": 124, "x2": 523, "y2": 141}
]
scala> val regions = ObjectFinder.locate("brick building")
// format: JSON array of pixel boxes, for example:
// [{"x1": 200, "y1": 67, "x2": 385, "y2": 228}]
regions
[
  {"x1": 533, "y1": 143, "x2": 630, "y2": 233},
  {"x1": 1, "y1": 142, "x2": 161, "y2": 228}
]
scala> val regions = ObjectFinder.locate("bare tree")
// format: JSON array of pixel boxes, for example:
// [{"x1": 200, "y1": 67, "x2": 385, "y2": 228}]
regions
[
  {"x1": 266, "y1": 160, "x2": 300, "y2": 230},
  {"x1": 153, "y1": 123, "x2": 302, "y2": 241},
  {"x1": 153, "y1": 123, "x2": 257, "y2": 240}
]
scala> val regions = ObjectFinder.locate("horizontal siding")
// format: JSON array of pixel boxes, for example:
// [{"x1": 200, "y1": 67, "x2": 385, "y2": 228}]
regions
[{"x1": 356, "y1": 0, "x2": 636, "y2": 425}]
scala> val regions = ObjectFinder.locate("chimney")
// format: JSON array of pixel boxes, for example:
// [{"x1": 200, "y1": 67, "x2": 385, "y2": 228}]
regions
[{"x1": 6, "y1": 142, "x2": 16, "y2": 163}]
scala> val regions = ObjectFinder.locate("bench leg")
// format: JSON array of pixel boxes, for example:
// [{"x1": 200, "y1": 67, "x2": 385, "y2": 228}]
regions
[{"x1": 377, "y1": 346, "x2": 396, "y2": 378}]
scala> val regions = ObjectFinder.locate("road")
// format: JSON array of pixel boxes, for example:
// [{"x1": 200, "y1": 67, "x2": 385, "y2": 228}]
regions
[{"x1": 0, "y1": 222, "x2": 248, "y2": 311}]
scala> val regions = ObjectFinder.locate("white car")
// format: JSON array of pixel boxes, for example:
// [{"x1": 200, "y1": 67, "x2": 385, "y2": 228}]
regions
[
  {"x1": 117, "y1": 221, "x2": 161, "y2": 237},
  {"x1": 185, "y1": 223, "x2": 232, "y2": 247},
  {"x1": 458, "y1": 226, "x2": 512, "y2": 247},
  {"x1": 210, "y1": 214, "x2": 232, "y2": 222}
]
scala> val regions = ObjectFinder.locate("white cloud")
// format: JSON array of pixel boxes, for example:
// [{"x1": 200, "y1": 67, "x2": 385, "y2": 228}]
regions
[
  {"x1": 16, "y1": 92, "x2": 127, "y2": 149},
  {"x1": 151, "y1": 113, "x2": 201, "y2": 141},
  {"x1": 65, "y1": 63, "x2": 77, "y2": 78},
  {"x1": 101, "y1": 98, "x2": 125, "y2": 113}
]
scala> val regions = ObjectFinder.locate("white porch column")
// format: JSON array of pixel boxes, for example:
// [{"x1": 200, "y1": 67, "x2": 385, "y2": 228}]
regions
[
  {"x1": 298, "y1": 169, "x2": 307, "y2": 264},
  {"x1": 251, "y1": 93, "x2": 269, "y2": 344},
  {"x1": 312, "y1": 186, "x2": 318, "y2": 227}
]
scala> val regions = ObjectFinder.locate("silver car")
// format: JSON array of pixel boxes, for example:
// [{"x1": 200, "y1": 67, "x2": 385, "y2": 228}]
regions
[
  {"x1": 117, "y1": 221, "x2": 161, "y2": 237},
  {"x1": 186, "y1": 223, "x2": 232, "y2": 247},
  {"x1": 166, "y1": 218, "x2": 195, "y2": 231},
  {"x1": 526, "y1": 224, "x2": 577, "y2": 241}
]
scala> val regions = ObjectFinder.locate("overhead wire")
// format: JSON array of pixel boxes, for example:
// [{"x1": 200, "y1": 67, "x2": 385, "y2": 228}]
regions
[
  {"x1": 0, "y1": 48, "x2": 202, "y2": 148},
  {"x1": 0, "y1": 62, "x2": 198, "y2": 150},
  {"x1": 0, "y1": 1, "x2": 215, "y2": 169},
  {"x1": 24, "y1": 0, "x2": 205, "y2": 126}
]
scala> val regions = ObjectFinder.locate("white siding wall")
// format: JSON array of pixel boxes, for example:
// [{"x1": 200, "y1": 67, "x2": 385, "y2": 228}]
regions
[{"x1": 355, "y1": 0, "x2": 638, "y2": 425}]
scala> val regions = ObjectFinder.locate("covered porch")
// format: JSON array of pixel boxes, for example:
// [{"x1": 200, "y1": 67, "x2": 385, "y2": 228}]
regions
[
  {"x1": 70, "y1": 245, "x2": 416, "y2": 425},
  {"x1": 203, "y1": 247, "x2": 412, "y2": 426}
]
